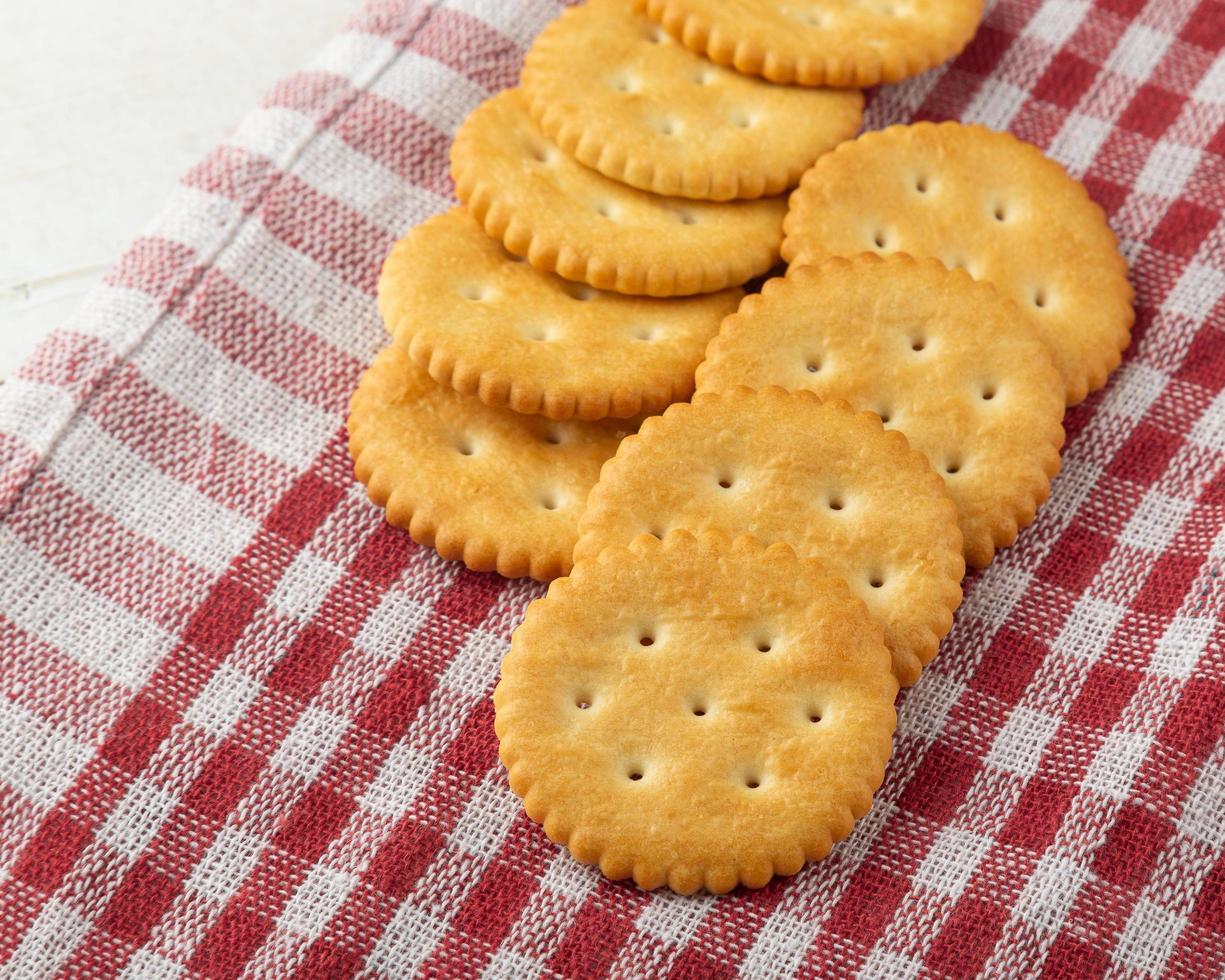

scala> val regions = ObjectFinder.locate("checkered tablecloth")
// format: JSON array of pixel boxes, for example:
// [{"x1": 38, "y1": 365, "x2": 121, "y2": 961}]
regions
[{"x1": 0, "y1": 0, "x2": 1221, "y2": 976}]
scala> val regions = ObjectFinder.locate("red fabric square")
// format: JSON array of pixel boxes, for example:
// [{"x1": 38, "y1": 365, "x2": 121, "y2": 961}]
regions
[
  {"x1": 188, "y1": 903, "x2": 274, "y2": 980},
  {"x1": 12, "y1": 809, "x2": 93, "y2": 894},
  {"x1": 354, "y1": 661, "x2": 434, "y2": 742},
  {"x1": 264, "y1": 472, "x2": 346, "y2": 548},
  {"x1": 926, "y1": 896, "x2": 1009, "y2": 977},
  {"x1": 1180, "y1": 0, "x2": 1225, "y2": 49},
  {"x1": 1000, "y1": 777, "x2": 1077, "y2": 851},
  {"x1": 825, "y1": 865, "x2": 910, "y2": 939},
  {"x1": 970, "y1": 627, "x2": 1049, "y2": 704},
  {"x1": 272, "y1": 783, "x2": 357, "y2": 864},
  {"x1": 1067, "y1": 662, "x2": 1141, "y2": 730},
  {"x1": 1041, "y1": 933, "x2": 1112, "y2": 977},
  {"x1": 181, "y1": 740, "x2": 266, "y2": 821},
  {"x1": 1033, "y1": 51, "x2": 1099, "y2": 108},
  {"x1": 96, "y1": 856, "x2": 181, "y2": 946},
  {"x1": 549, "y1": 897, "x2": 641, "y2": 979},
  {"x1": 1178, "y1": 323, "x2": 1225, "y2": 390},
  {"x1": 264, "y1": 624, "x2": 348, "y2": 700},
  {"x1": 1150, "y1": 200, "x2": 1220, "y2": 259},
  {"x1": 1108, "y1": 421, "x2": 1182, "y2": 486},
  {"x1": 1092, "y1": 802, "x2": 1173, "y2": 889},
  {"x1": 99, "y1": 693, "x2": 178, "y2": 775},
  {"x1": 1036, "y1": 521, "x2": 1115, "y2": 594},
  {"x1": 1159, "y1": 678, "x2": 1225, "y2": 763},
  {"x1": 1118, "y1": 83, "x2": 1187, "y2": 139},
  {"x1": 363, "y1": 818, "x2": 446, "y2": 901},
  {"x1": 897, "y1": 742, "x2": 980, "y2": 823}
]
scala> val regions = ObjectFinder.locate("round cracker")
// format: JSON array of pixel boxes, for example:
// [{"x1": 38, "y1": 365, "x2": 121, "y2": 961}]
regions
[
  {"x1": 495, "y1": 530, "x2": 898, "y2": 894},
  {"x1": 450, "y1": 89, "x2": 787, "y2": 297},
  {"x1": 633, "y1": 0, "x2": 983, "y2": 87},
  {"x1": 520, "y1": 0, "x2": 863, "y2": 201},
  {"x1": 348, "y1": 345, "x2": 631, "y2": 581},
  {"x1": 782, "y1": 122, "x2": 1134, "y2": 405},
  {"x1": 697, "y1": 255, "x2": 1066, "y2": 568},
  {"x1": 575, "y1": 387, "x2": 964, "y2": 686},
  {"x1": 380, "y1": 208, "x2": 743, "y2": 422}
]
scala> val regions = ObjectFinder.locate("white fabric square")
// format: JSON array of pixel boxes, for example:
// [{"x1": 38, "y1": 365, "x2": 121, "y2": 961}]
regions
[
  {"x1": 538, "y1": 851, "x2": 600, "y2": 904},
  {"x1": 2, "y1": 899, "x2": 92, "y2": 978},
  {"x1": 187, "y1": 827, "x2": 266, "y2": 904},
  {"x1": 1025, "y1": 0, "x2": 1091, "y2": 46},
  {"x1": 185, "y1": 663, "x2": 262, "y2": 738},
  {"x1": 366, "y1": 900, "x2": 448, "y2": 977},
  {"x1": 1179, "y1": 761, "x2": 1225, "y2": 847},
  {"x1": 1056, "y1": 595, "x2": 1127, "y2": 663},
  {"x1": 482, "y1": 949, "x2": 545, "y2": 980},
  {"x1": 1049, "y1": 112, "x2": 1113, "y2": 177},
  {"x1": 1014, "y1": 852, "x2": 1089, "y2": 932},
  {"x1": 271, "y1": 706, "x2": 350, "y2": 782},
  {"x1": 1112, "y1": 898, "x2": 1187, "y2": 976},
  {"x1": 362, "y1": 741, "x2": 437, "y2": 817},
  {"x1": 860, "y1": 949, "x2": 923, "y2": 980},
  {"x1": 1149, "y1": 615, "x2": 1215, "y2": 679},
  {"x1": 968, "y1": 564, "x2": 1035, "y2": 632},
  {"x1": 1136, "y1": 140, "x2": 1203, "y2": 199},
  {"x1": 1190, "y1": 389, "x2": 1225, "y2": 454},
  {"x1": 1082, "y1": 730, "x2": 1153, "y2": 800},
  {"x1": 279, "y1": 864, "x2": 361, "y2": 941},
  {"x1": 739, "y1": 911, "x2": 811, "y2": 979},
  {"x1": 1193, "y1": 50, "x2": 1225, "y2": 105},
  {"x1": 0, "y1": 696, "x2": 95, "y2": 809},
  {"x1": 1167, "y1": 261, "x2": 1225, "y2": 319},
  {"x1": 897, "y1": 672, "x2": 965, "y2": 741},
  {"x1": 963, "y1": 80, "x2": 1030, "y2": 129},
  {"x1": 913, "y1": 827, "x2": 995, "y2": 897},
  {"x1": 119, "y1": 949, "x2": 185, "y2": 980},
  {"x1": 356, "y1": 588, "x2": 434, "y2": 662},
  {"x1": 269, "y1": 550, "x2": 345, "y2": 624},
  {"x1": 1107, "y1": 23, "x2": 1172, "y2": 80},
  {"x1": 374, "y1": 51, "x2": 488, "y2": 136},
  {"x1": 1121, "y1": 492, "x2": 1194, "y2": 554},
  {"x1": 439, "y1": 627, "x2": 508, "y2": 698},
  {"x1": 635, "y1": 890, "x2": 717, "y2": 946},
  {"x1": 1100, "y1": 361, "x2": 1166, "y2": 423},
  {"x1": 448, "y1": 773, "x2": 522, "y2": 861},
  {"x1": 985, "y1": 707, "x2": 1061, "y2": 777},
  {"x1": 97, "y1": 778, "x2": 178, "y2": 860}
]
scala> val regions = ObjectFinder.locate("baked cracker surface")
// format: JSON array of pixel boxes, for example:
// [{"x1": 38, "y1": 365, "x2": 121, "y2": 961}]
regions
[{"x1": 495, "y1": 530, "x2": 898, "y2": 894}]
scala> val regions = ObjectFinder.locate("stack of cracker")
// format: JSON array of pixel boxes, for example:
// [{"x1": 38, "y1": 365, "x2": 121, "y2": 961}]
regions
[{"x1": 348, "y1": 0, "x2": 1134, "y2": 895}]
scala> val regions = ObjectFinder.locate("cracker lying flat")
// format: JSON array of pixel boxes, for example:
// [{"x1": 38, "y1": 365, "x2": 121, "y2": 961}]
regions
[
  {"x1": 451, "y1": 89, "x2": 787, "y2": 297},
  {"x1": 575, "y1": 388, "x2": 964, "y2": 685},
  {"x1": 380, "y1": 208, "x2": 742, "y2": 422},
  {"x1": 697, "y1": 256, "x2": 1065, "y2": 567},
  {"x1": 634, "y1": 0, "x2": 983, "y2": 87},
  {"x1": 782, "y1": 122, "x2": 1134, "y2": 405},
  {"x1": 520, "y1": 0, "x2": 863, "y2": 201},
  {"x1": 348, "y1": 345, "x2": 630, "y2": 581},
  {"x1": 495, "y1": 530, "x2": 898, "y2": 894}
]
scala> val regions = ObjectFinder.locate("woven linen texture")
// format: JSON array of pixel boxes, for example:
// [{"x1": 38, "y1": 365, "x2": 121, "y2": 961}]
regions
[{"x1": 0, "y1": 0, "x2": 1222, "y2": 976}]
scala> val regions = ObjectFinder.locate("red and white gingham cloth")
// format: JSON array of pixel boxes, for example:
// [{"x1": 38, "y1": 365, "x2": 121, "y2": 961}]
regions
[{"x1": 0, "y1": 0, "x2": 1221, "y2": 976}]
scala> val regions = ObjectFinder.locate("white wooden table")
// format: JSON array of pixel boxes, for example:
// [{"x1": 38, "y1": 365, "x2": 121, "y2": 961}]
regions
[{"x1": 0, "y1": 0, "x2": 355, "y2": 378}]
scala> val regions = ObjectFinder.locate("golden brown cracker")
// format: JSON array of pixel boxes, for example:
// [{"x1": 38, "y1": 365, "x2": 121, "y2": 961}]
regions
[
  {"x1": 450, "y1": 89, "x2": 787, "y2": 297},
  {"x1": 348, "y1": 345, "x2": 630, "y2": 581},
  {"x1": 574, "y1": 387, "x2": 964, "y2": 685},
  {"x1": 495, "y1": 530, "x2": 898, "y2": 894},
  {"x1": 697, "y1": 255, "x2": 1066, "y2": 567},
  {"x1": 782, "y1": 122, "x2": 1134, "y2": 404},
  {"x1": 520, "y1": 0, "x2": 863, "y2": 201},
  {"x1": 634, "y1": 0, "x2": 983, "y2": 87},
  {"x1": 380, "y1": 208, "x2": 742, "y2": 421}
]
